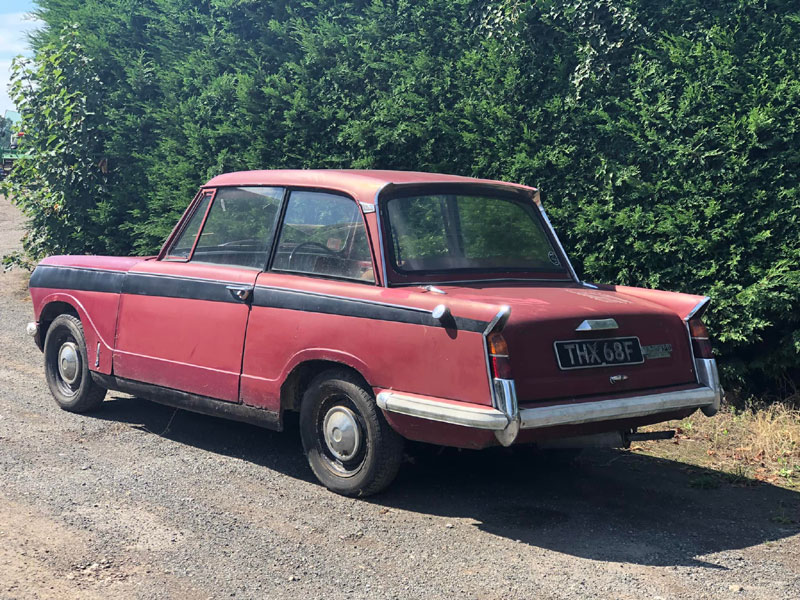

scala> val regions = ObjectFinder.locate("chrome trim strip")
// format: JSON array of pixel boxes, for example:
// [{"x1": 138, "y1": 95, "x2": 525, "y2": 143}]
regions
[
  {"x1": 422, "y1": 285, "x2": 446, "y2": 295},
  {"x1": 686, "y1": 296, "x2": 711, "y2": 321},
  {"x1": 683, "y1": 296, "x2": 711, "y2": 386},
  {"x1": 484, "y1": 305, "x2": 511, "y2": 335},
  {"x1": 483, "y1": 332, "x2": 499, "y2": 412},
  {"x1": 359, "y1": 201, "x2": 375, "y2": 214},
  {"x1": 394, "y1": 277, "x2": 574, "y2": 286},
  {"x1": 373, "y1": 184, "x2": 391, "y2": 287},
  {"x1": 537, "y1": 204, "x2": 580, "y2": 283},
  {"x1": 684, "y1": 320, "x2": 698, "y2": 385},
  {"x1": 518, "y1": 386, "x2": 717, "y2": 430},
  {"x1": 575, "y1": 318, "x2": 618, "y2": 331},
  {"x1": 695, "y1": 358, "x2": 722, "y2": 416},
  {"x1": 376, "y1": 392, "x2": 509, "y2": 430},
  {"x1": 483, "y1": 306, "x2": 512, "y2": 413},
  {"x1": 492, "y1": 378, "x2": 520, "y2": 446}
]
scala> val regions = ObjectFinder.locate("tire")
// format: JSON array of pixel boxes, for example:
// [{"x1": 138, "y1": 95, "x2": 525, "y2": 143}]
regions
[
  {"x1": 43, "y1": 314, "x2": 106, "y2": 413},
  {"x1": 299, "y1": 369, "x2": 404, "y2": 496}
]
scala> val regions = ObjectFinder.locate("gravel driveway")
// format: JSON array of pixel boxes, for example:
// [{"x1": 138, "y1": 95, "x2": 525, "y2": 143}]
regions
[{"x1": 1, "y1": 195, "x2": 798, "y2": 599}]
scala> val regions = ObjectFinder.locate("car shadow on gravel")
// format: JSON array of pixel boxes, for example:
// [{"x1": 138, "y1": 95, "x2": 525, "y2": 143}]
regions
[
  {"x1": 376, "y1": 444, "x2": 800, "y2": 568},
  {"x1": 92, "y1": 395, "x2": 317, "y2": 484},
  {"x1": 91, "y1": 395, "x2": 800, "y2": 569}
]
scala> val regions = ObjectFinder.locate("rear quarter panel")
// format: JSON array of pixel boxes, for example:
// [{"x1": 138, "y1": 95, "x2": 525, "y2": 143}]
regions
[{"x1": 240, "y1": 273, "x2": 496, "y2": 412}]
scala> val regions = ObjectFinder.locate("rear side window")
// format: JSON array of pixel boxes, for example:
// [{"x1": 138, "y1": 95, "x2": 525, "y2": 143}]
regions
[
  {"x1": 190, "y1": 187, "x2": 283, "y2": 269},
  {"x1": 272, "y1": 191, "x2": 374, "y2": 283}
]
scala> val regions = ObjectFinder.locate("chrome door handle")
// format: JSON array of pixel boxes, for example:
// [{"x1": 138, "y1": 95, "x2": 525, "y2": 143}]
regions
[{"x1": 226, "y1": 285, "x2": 253, "y2": 303}]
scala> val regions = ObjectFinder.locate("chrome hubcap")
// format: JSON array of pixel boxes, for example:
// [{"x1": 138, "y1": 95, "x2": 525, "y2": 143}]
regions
[
  {"x1": 58, "y1": 342, "x2": 80, "y2": 385},
  {"x1": 322, "y1": 406, "x2": 361, "y2": 461}
]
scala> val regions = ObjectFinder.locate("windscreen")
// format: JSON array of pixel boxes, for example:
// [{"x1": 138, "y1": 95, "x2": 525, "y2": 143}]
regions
[{"x1": 385, "y1": 194, "x2": 565, "y2": 274}]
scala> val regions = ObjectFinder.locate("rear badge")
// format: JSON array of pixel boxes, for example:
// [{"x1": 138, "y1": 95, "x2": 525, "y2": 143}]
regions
[
  {"x1": 575, "y1": 318, "x2": 618, "y2": 332},
  {"x1": 642, "y1": 344, "x2": 672, "y2": 359}
]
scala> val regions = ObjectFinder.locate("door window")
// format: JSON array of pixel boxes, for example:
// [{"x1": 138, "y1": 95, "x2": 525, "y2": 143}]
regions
[
  {"x1": 187, "y1": 187, "x2": 283, "y2": 269},
  {"x1": 272, "y1": 191, "x2": 375, "y2": 282}
]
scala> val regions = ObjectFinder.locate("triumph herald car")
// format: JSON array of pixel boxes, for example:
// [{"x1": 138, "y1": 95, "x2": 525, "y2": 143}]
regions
[{"x1": 27, "y1": 170, "x2": 722, "y2": 496}]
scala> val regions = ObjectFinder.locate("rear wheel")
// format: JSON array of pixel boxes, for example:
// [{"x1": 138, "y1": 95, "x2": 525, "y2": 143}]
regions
[
  {"x1": 43, "y1": 314, "x2": 106, "y2": 412},
  {"x1": 299, "y1": 369, "x2": 404, "y2": 496}
]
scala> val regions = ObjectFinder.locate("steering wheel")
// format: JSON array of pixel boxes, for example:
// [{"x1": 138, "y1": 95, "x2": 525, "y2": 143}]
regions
[{"x1": 288, "y1": 241, "x2": 337, "y2": 266}]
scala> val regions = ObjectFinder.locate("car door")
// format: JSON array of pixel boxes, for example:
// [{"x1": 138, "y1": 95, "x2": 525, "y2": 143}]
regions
[
  {"x1": 240, "y1": 189, "x2": 378, "y2": 410},
  {"x1": 113, "y1": 186, "x2": 284, "y2": 402}
]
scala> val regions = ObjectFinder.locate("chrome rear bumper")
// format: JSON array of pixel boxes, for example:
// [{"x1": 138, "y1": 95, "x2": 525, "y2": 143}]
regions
[
  {"x1": 377, "y1": 358, "x2": 723, "y2": 446},
  {"x1": 376, "y1": 392, "x2": 509, "y2": 430}
]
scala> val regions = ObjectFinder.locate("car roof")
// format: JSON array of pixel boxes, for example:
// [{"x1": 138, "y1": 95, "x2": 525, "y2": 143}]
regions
[{"x1": 204, "y1": 169, "x2": 536, "y2": 204}]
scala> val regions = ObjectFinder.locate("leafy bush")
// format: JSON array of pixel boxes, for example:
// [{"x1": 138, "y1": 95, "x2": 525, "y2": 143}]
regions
[
  {"x1": 1, "y1": 27, "x2": 130, "y2": 261},
  {"x1": 5, "y1": 0, "x2": 799, "y2": 393}
]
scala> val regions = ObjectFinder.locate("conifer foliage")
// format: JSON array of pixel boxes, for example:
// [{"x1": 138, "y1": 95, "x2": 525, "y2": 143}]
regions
[{"x1": 4, "y1": 1, "x2": 799, "y2": 392}]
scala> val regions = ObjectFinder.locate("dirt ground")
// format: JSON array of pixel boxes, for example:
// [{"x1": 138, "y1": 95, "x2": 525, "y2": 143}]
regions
[{"x1": 1, "y1": 194, "x2": 799, "y2": 599}]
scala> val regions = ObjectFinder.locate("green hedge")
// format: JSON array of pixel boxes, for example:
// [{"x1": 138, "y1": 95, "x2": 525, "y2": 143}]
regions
[{"x1": 5, "y1": 0, "x2": 799, "y2": 394}]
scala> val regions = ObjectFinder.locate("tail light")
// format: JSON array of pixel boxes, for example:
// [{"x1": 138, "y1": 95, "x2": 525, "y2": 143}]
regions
[
  {"x1": 688, "y1": 317, "x2": 713, "y2": 358},
  {"x1": 487, "y1": 332, "x2": 512, "y2": 379}
]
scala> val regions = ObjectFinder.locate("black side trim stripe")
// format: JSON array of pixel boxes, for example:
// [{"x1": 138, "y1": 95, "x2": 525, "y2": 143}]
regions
[
  {"x1": 30, "y1": 265, "x2": 489, "y2": 333},
  {"x1": 30, "y1": 265, "x2": 125, "y2": 294},
  {"x1": 123, "y1": 272, "x2": 236, "y2": 303},
  {"x1": 253, "y1": 286, "x2": 487, "y2": 333}
]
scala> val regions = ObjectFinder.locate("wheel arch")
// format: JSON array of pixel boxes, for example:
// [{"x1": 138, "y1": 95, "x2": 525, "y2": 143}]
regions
[
  {"x1": 33, "y1": 292, "x2": 114, "y2": 374},
  {"x1": 37, "y1": 300, "x2": 80, "y2": 350},
  {"x1": 280, "y1": 359, "x2": 371, "y2": 414}
]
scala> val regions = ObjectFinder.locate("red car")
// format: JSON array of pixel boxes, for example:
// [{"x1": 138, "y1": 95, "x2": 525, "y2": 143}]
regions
[{"x1": 27, "y1": 170, "x2": 722, "y2": 495}]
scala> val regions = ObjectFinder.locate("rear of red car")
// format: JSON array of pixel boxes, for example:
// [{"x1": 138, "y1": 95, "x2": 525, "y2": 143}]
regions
[{"x1": 374, "y1": 183, "x2": 722, "y2": 448}]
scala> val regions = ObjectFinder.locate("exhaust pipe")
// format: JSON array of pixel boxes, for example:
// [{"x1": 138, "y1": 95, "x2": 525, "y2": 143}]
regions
[
  {"x1": 628, "y1": 430, "x2": 675, "y2": 442},
  {"x1": 538, "y1": 429, "x2": 675, "y2": 449}
]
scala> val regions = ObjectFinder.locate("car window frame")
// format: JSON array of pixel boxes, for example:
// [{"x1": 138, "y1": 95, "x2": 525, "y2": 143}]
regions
[
  {"x1": 377, "y1": 183, "x2": 576, "y2": 286},
  {"x1": 161, "y1": 186, "x2": 289, "y2": 270},
  {"x1": 160, "y1": 189, "x2": 217, "y2": 263},
  {"x1": 188, "y1": 186, "x2": 285, "y2": 270},
  {"x1": 268, "y1": 187, "x2": 379, "y2": 286}
]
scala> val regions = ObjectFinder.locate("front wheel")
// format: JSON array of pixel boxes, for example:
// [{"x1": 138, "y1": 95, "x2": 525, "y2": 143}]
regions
[
  {"x1": 43, "y1": 314, "x2": 106, "y2": 412},
  {"x1": 299, "y1": 369, "x2": 404, "y2": 496}
]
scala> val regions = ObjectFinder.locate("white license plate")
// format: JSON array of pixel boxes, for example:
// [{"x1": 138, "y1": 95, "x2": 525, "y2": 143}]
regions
[{"x1": 554, "y1": 337, "x2": 644, "y2": 370}]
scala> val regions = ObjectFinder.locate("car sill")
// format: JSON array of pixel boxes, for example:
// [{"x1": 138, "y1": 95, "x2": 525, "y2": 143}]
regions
[{"x1": 91, "y1": 373, "x2": 282, "y2": 431}]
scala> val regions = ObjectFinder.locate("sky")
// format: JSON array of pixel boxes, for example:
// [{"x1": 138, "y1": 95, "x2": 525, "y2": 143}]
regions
[{"x1": 1, "y1": 0, "x2": 41, "y2": 118}]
